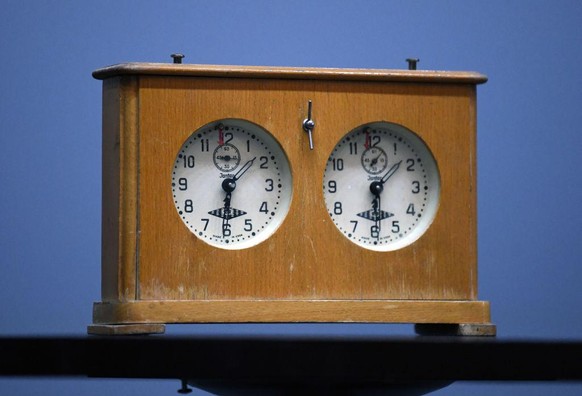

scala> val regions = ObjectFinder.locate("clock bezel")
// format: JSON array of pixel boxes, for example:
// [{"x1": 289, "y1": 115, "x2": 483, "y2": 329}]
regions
[
  {"x1": 171, "y1": 118, "x2": 293, "y2": 250},
  {"x1": 323, "y1": 120, "x2": 441, "y2": 252}
]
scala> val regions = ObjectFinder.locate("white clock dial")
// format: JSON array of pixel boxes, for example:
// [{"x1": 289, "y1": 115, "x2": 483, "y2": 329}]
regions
[
  {"x1": 323, "y1": 122, "x2": 440, "y2": 252},
  {"x1": 172, "y1": 119, "x2": 292, "y2": 250}
]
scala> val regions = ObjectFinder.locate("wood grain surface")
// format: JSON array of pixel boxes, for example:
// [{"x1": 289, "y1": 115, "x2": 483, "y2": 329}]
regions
[
  {"x1": 93, "y1": 63, "x2": 488, "y2": 84},
  {"x1": 93, "y1": 300, "x2": 491, "y2": 324}
]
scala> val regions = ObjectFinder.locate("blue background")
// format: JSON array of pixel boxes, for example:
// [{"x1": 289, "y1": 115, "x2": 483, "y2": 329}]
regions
[{"x1": 1, "y1": 1, "x2": 581, "y2": 395}]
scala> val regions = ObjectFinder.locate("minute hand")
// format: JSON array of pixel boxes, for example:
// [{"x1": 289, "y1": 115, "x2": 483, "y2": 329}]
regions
[
  {"x1": 233, "y1": 157, "x2": 257, "y2": 181},
  {"x1": 380, "y1": 160, "x2": 402, "y2": 184}
]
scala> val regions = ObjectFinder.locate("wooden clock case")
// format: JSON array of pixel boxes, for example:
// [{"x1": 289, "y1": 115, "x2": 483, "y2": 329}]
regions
[{"x1": 88, "y1": 63, "x2": 494, "y2": 336}]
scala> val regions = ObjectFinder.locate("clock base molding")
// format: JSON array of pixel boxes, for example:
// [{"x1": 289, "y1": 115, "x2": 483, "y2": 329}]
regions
[{"x1": 89, "y1": 300, "x2": 494, "y2": 336}]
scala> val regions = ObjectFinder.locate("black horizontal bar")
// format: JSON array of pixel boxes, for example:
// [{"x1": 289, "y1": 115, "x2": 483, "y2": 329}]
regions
[{"x1": 1, "y1": 336, "x2": 581, "y2": 384}]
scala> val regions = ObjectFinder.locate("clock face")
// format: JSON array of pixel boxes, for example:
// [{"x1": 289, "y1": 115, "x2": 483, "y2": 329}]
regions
[
  {"x1": 172, "y1": 119, "x2": 293, "y2": 250},
  {"x1": 323, "y1": 122, "x2": 440, "y2": 252}
]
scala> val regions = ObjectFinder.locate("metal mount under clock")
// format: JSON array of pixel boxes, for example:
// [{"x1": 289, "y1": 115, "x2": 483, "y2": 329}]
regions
[{"x1": 88, "y1": 56, "x2": 495, "y2": 336}]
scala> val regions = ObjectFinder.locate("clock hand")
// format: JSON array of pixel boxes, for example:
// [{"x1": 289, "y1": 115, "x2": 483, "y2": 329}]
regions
[
  {"x1": 218, "y1": 156, "x2": 257, "y2": 237},
  {"x1": 372, "y1": 193, "x2": 381, "y2": 240},
  {"x1": 366, "y1": 160, "x2": 401, "y2": 239},
  {"x1": 370, "y1": 151, "x2": 384, "y2": 166},
  {"x1": 219, "y1": 156, "x2": 256, "y2": 237},
  {"x1": 369, "y1": 160, "x2": 402, "y2": 196},
  {"x1": 223, "y1": 191, "x2": 232, "y2": 209},
  {"x1": 222, "y1": 192, "x2": 232, "y2": 237},
  {"x1": 380, "y1": 160, "x2": 402, "y2": 184},
  {"x1": 221, "y1": 156, "x2": 256, "y2": 194},
  {"x1": 233, "y1": 156, "x2": 257, "y2": 181}
]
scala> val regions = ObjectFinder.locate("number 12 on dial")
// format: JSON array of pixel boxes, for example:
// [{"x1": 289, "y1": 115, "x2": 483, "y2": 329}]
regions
[{"x1": 323, "y1": 121, "x2": 441, "y2": 252}]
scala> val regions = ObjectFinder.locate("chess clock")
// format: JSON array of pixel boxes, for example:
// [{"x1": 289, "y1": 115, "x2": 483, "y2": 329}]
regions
[{"x1": 88, "y1": 58, "x2": 495, "y2": 336}]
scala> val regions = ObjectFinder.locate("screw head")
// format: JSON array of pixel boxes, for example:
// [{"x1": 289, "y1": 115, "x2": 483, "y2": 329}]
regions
[
  {"x1": 303, "y1": 119, "x2": 315, "y2": 131},
  {"x1": 406, "y1": 58, "x2": 420, "y2": 70},
  {"x1": 171, "y1": 53, "x2": 185, "y2": 64}
]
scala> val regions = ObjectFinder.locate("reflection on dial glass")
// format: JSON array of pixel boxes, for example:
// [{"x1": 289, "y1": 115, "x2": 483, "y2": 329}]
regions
[
  {"x1": 172, "y1": 119, "x2": 292, "y2": 250},
  {"x1": 323, "y1": 121, "x2": 440, "y2": 252}
]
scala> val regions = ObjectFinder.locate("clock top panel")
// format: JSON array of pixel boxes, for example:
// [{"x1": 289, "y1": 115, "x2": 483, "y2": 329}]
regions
[{"x1": 93, "y1": 62, "x2": 487, "y2": 85}]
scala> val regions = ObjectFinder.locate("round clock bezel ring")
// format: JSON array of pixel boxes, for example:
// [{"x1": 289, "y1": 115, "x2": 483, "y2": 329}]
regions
[
  {"x1": 322, "y1": 121, "x2": 441, "y2": 252},
  {"x1": 171, "y1": 118, "x2": 293, "y2": 250}
]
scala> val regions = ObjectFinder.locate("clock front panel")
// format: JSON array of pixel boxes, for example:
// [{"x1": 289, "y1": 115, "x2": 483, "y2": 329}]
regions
[{"x1": 135, "y1": 76, "x2": 477, "y2": 301}]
